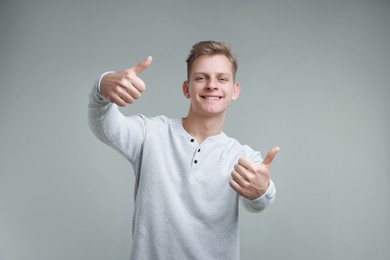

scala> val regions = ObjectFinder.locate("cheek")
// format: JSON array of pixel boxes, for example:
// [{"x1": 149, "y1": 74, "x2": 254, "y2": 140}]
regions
[
  {"x1": 187, "y1": 84, "x2": 201, "y2": 96},
  {"x1": 187, "y1": 88, "x2": 195, "y2": 98}
]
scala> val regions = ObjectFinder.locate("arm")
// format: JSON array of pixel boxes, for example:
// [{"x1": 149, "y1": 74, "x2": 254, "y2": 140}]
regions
[
  {"x1": 98, "y1": 56, "x2": 152, "y2": 107},
  {"x1": 88, "y1": 57, "x2": 153, "y2": 162},
  {"x1": 230, "y1": 146, "x2": 280, "y2": 212}
]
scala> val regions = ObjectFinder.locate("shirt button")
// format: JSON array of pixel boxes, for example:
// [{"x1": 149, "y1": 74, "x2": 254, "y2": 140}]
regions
[
  {"x1": 197, "y1": 149, "x2": 201, "y2": 152},
  {"x1": 194, "y1": 160, "x2": 198, "y2": 164},
  {"x1": 190, "y1": 139, "x2": 195, "y2": 142}
]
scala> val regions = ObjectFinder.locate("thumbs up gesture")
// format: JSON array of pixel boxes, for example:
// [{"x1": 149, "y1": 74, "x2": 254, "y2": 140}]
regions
[
  {"x1": 100, "y1": 56, "x2": 153, "y2": 106},
  {"x1": 230, "y1": 146, "x2": 280, "y2": 200}
]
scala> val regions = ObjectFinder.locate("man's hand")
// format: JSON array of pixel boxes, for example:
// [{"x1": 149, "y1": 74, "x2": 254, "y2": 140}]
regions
[
  {"x1": 230, "y1": 146, "x2": 280, "y2": 200},
  {"x1": 100, "y1": 56, "x2": 153, "y2": 107}
]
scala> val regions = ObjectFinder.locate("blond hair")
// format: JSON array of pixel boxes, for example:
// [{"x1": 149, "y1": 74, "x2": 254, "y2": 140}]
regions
[{"x1": 186, "y1": 41, "x2": 238, "y2": 80}]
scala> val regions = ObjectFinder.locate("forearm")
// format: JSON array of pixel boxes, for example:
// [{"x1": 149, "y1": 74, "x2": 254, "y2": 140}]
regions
[{"x1": 88, "y1": 72, "x2": 122, "y2": 144}]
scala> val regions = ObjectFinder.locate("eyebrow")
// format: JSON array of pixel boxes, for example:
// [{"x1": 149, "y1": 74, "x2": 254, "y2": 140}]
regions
[{"x1": 192, "y1": 72, "x2": 232, "y2": 77}]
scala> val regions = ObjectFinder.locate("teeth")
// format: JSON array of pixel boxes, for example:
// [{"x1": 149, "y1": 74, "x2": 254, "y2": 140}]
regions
[{"x1": 203, "y1": 96, "x2": 220, "y2": 100}]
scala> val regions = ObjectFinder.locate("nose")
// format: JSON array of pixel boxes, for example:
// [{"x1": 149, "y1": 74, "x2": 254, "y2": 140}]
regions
[{"x1": 205, "y1": 78, "x2": 219, "y2": 91}]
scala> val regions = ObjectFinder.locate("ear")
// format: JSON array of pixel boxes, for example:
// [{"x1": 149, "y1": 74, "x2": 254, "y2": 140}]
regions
[
  {"x1": 182, "y1": 80, "x2": 191, "y2": 99},
  {"x1": 231, "y1": 82, "x2": 240, "y2": 101}
]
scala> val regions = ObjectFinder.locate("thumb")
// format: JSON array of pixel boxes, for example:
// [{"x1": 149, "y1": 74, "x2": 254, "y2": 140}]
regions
[
  {"x1": 261, "y1": 146, "x2": 280, "y2": 167},
  {"x1": 130, "y1": 56, "x2": 153, "y2": 75}
]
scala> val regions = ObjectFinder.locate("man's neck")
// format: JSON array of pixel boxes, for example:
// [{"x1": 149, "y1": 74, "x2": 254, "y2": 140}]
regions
[{"x1": 182, "y1": 113, "x2": 225, "y2": 144}]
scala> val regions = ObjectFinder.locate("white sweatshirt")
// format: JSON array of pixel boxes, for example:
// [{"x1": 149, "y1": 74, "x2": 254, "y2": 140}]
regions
[{"x1": 88, "y1": 77, "x2": 276, "y2": 260}]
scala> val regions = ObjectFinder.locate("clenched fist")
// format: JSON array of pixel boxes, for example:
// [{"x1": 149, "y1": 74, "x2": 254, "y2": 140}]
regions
[
  {"x1": 100, "y1": 56, "x2": 153, "y2": 106},
  {"x1": 230, "y1": 146, "x2": 280, "y2": 200}
]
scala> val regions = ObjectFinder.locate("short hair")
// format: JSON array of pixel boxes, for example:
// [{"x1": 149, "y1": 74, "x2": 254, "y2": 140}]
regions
[{"x1": 186, "y1": 41, "x2": 238, "y2": 80}]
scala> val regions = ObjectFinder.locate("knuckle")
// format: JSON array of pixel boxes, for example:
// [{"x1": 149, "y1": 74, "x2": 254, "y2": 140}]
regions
[
  {"x1": 241, "y1": 183, "x2": 250, "y2": 190},
  {"x1": 256, "y1": 167, "x2": 269, "y2": 177},
  {"x1": 114, "y1": 85, "x2": 123, "y2": 93},
  {"x1": 117, "y1": 78, "x2": 129, "y2": 87},
  {"x1": 112, "y1": 97, "x2": 124, "y2": 107},
  {"x1": 247, "y1": 174, "x2": 255, "y2": 181},
  {"x1": 127, "y1": 95, "x2": 135, "y2": 103},
  {"x1": 132, "y1": 91, "x2": 141, "y2": 99},
  {"x1": 124, "y1": 70, "x2": 133, "y2": 79},
  {"x1": 247, "y1": 165, "x2": 256, "y2": 173},
  {"x1": 137, "y1": 83, "x2": 146, "y2": 92},
  {"x1": 254, "y1": 166, "x2": 263, "y2": 175},
  {"x1": 108, "y1": 93, "x2": 117, "y2": 100},
  {"x1": 122, "y1": 96, "x2": 131, "y2": 103}
]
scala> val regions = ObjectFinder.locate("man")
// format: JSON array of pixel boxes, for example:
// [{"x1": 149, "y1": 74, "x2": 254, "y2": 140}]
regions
[{"x1": 88, "y1": 41, "x2": 280, "y2": 259}]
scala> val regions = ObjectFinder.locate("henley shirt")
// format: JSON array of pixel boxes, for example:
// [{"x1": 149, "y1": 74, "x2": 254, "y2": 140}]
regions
[{"x1": 88, "y1": 76, "x2": 276, "y2": 260}]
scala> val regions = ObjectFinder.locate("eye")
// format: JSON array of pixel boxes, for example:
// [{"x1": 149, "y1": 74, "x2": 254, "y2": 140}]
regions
[
  {"x1": 195, "y1": 76, "x2": 206, "y2": 81},
  {"x1": 218, "y1": 77, "x2": 228, "y2": 82}
]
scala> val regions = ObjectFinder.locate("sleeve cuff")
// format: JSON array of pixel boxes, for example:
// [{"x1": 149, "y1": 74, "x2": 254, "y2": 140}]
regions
[
  {"x1": 241, "y1": 180, "x2": 276, "y2": 212},
  {"x1": 97, "y1": 71, "x2": 115, "y2": 94}
]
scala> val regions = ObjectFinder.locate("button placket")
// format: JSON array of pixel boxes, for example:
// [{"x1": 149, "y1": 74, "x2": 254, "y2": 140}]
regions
[
  {"x1": 192, "y1": 144, "x2": 203, "y2": 165},
  {"x1": 188, "y1": 137, "x2": 198, "y2": 166}
]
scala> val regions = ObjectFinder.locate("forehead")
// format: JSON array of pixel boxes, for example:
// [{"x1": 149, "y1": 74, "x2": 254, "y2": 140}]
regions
[{"x1": 191, "y1": 55, "x2": 233, "y2": 75}]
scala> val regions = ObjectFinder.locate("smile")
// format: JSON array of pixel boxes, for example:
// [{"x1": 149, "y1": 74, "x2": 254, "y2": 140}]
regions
[{"x1": 201, "y1": 95, "x2": 222, "y2": 100}]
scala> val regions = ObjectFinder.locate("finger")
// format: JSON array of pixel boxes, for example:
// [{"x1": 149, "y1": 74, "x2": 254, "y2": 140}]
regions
[
  {"x1": 229, "y1": 179, "x2": 243, "y2": 194},
  {"x1": 261, "y1": 146, "x2": 280, "y2": 166},
  {"x1": 120, "y1": 82, "x2": 141, "y2": 99},
  {"x1": 237, "y1": 157, "x2": 256, "y2": 172},
  {"x1": 117, "y1": 88, "x2": 136, "y2": 104},
  {"x1": 128, "y1": 76, "x2": 146, "y2": 93},
  {"x1": 231, "y1": 170, "x2": 246, "y2": 186},
  {"x1": 118, "y1": 76, "x2": 145, "y2": 94},
  {"x1": 130, "y1": 56, "x2": 153, "y2": 75},
  {"x1": 109, "y1": 95, "x2": 127, "y2": 107},
  {"x1": 234, "y1": 163, "x2": 247, "y2": 176}
]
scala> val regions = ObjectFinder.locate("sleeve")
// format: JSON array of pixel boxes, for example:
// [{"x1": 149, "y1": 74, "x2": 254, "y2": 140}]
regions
[
  {"x1": 239, "y1": 145, "x2": 276, "y2": 213},
  {"x1": 240, "y1": 180, "x2": 276, "y2": 213},
  {"x1": 87, "y1": 72, "x2": 146, "y2": 165}
]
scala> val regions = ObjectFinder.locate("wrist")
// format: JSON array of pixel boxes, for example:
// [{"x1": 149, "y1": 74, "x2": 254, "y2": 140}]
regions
[{"x1": 98, "y1": 71, "x2": 115, "y2": 94}]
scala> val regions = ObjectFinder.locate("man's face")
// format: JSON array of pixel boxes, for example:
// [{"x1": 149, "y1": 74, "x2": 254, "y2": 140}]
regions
[{"x1": 183, "y1": 54, "x2": 240, "y2": 118}]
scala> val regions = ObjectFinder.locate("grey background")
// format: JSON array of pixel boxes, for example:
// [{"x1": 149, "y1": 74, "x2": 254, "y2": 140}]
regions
[{"x1": 1, "y1": 0, "x2": 389, "y2": 259}]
